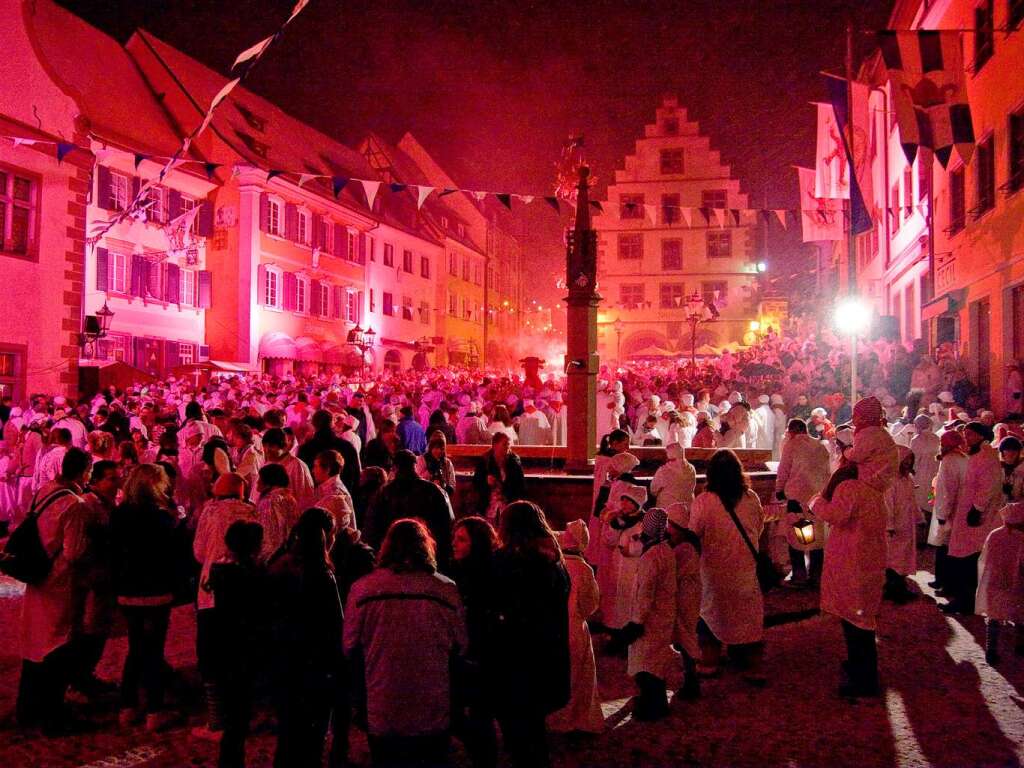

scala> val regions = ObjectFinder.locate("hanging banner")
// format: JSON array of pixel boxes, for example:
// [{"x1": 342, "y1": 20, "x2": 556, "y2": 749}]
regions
[
  {"x1": 798, "y1": 166, "x2": 842, "y2": 242},
  {"x1": 825, "y1": 75, "x2": 873, "y2": 235},
  {"x1": 815, "y1": 102, "x2": 849, "y2": 200}
]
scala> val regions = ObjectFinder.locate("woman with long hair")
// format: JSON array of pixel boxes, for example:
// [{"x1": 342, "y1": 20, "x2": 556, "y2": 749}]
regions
[
  {"x1": 416, "y1": 433, "x2": 457, "y2": 498},
  {"x1": 491, "y1": 501, "x2": 570, "y2": 768},
  {"x1": 687, "y1": 449, "x2": 766, "y2": 684},
  {"x1": 344, "y1": 518, "x2": 466, "y2": 767},
  {"x1": 268, "y1": 507, "x2": 343, "y2": 768},
  {"x1": 110, "y1": 463, "x2": 182, "y2": 731},
  {"x1": 487, "y1": 405, "x2": 517, "y2": 445}
]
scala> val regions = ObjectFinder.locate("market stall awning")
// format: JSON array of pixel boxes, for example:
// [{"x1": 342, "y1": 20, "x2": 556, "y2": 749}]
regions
[
  {"x1": 294, "y1": 336, "x2": 325, "y2": 362},
  {"x1": 921, "y1": 288, "x2": 967, "y2": 322},
  {"x1": 258, "y1": 331, "x2": 297, "y2": 360},
  {"x1": 629, "y1": 345, "x2": 678, "y2": 359},
  {"x1": 324, "y1": 344, "x2": 363, "y2": 366}
]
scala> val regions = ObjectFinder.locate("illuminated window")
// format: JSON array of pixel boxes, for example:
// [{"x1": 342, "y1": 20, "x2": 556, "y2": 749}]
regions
[
  {"x1": 109, "y1": 251, "x2": 129, "y2": 294},
  {"x1": 264, "y1": 266, "x2": 281, "y2": 308},
  {"x1": 268, "y1": 199, "x2": 283, "y2": 235},
  {"x1": 109, "y1": 172, "x2": 130, "y2": 212},
  {"x1": 179, "y1": 268, "x2": 196, "y2": 306}
]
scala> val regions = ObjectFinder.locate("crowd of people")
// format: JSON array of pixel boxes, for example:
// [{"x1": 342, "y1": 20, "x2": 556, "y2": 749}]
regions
[{"x1": 0, "y1": 326, "x2": 1023, "y2": 767}]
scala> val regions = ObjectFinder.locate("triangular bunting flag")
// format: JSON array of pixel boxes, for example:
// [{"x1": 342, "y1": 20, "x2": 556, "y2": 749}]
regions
[
  {"x1": 471, "y1": 191, "x2": 487, "y2": 202},
  {"x1": 519, "y1": 195, "x2": 535, "y2": 204},
  {"x1": 680, "y1": 207, "x2": 692, "y2": 227},
  {"x1": 266, "y1": 169, "x2": 284, "y2": 182},
  {"x1": 731, "y1": 209, "x2": 741, "y2": 226},
  {"x1": 196, "y1": 77, "x2": 240, "y2": 137},
  {"x1": 644, "y1": 204, "x2": 657, "y2": 223},
  {"x1": 589, "y1": 200, "x2": 603, "y2": 213},
  {"x1": 297, "y1": 173, "x2": 316, "y2": 188},
  {"x1": 438, "y1": 188, "x2": 458, "y2": 197},
  {"x1": 92, "y1": 148, "x2": 117, "y2": 164},
  {"x1": 205, "y1": 163, "x2": 221, "y2": 180},
  {"x1": 11, "y1": 137, "x2": 39, "y2": 147},
  {"x1": 544, "y1": 196, "x2": 560, "y2": 213},
  {"x1": 389, "y1": 183, "x2": 408, "y2": 193},
  {"x1": 415, "y1": 186, "x2": 434, "y2": 209},
  {"x1": 56, "y1": 142, "x2": 76, "y2": 163},
  {"x1": 286, "y1": 0, "x2": 310, "y2": 25},
  {"x1": 359, "y1": 179, "x2": 382, "y2": 209},
  {"x1": 496, "y1": 193, "x2": 512, "y2": 210},
  {"x1": 774, "y1": 209, "x2": 788, "y2": 229},
  {"x1": 233, "y1": 34, "x2": 274, "y2": 70},
  {"x1": 332, "y1": 177, "x2": 348, "y2": 198},
  {"x1": 699, "y1": 207, "x2": 711, "y2": 224},
  {"x1": 133, "y1": 153, "x2": 149, "y2": 170},
  {"x1": 713, "y1": 208, "x2": 726, "y2": 228}
]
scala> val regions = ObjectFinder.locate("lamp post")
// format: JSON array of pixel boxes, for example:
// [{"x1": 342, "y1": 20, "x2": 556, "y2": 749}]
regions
[
  {"x1": 346, "y1": 324, "x2": 376, "y2": 385},
  {"x1": 684, "y1": 292, "x2": 708, "y2": 367},
  {"x1": 79, "y1": 300, "x2": 115, "y2": 357},
  {"x1": 834, "y1": 296, "x2": 872, "y2": 405},
  {"x1": 612, "y1": 318, "x2": 624, "y2": 361}
]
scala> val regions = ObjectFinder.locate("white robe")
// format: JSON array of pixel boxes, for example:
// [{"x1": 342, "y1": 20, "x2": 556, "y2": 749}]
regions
[
  {"x1": 775, "y1": 433, "x2": 831, "y2": 551},
  {"x1": 975, "y1": 526, "x2": 1024, "y2": 622},
  {"x1": 949, "y1": 444, "x2": 1004, "y2": 558},
  {"x1": 752, "y1": 405, "x2": 775, "y2": 451},
  {"x1": 518, "y1": 410, "x2": 552, "y2": 445},
  {"x1": 627, "y1": 542, "x2": 679, "y2": 680},
  {"x1": 885, "y1": 475, "x2": 921, "y2": 575},
  {"x1": 547, "y1": 553, "x2": 604, "y2": 733},
  {"x1": 910, "y1": 431, "x2": 941, "y2": 511},
  {"x1": 812, "y1": 479, "x2": 886, "y2": 631},
  {"x1": 673, "y1": 540, "x2": 701, "y2": 659},
  {"x1": 928, "y1": 453, "x2": 967, "y2": 547},
  {"x1": 600, "y1": 517, "x2": 642, "y2": 630},
  {"x1": 649, "y1": 459, "x2": 696, "y2": 509},
  {"x1": 688, "y1": 489, "x2": 765, "y2": 645}
]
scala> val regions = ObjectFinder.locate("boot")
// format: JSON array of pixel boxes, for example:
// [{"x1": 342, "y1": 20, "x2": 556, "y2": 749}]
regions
[
  {"x1": 191, "y1": 682, "x2": 223, "y2": 740},
  {"x1": 985, "y1": 620, "x2": 1001, "y2": 665},
  {"x1": 676, "y1": 655, "x2": 701, "y2": 700}
]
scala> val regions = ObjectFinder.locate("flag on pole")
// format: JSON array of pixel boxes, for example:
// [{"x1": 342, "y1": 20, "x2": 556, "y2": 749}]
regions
[
  {"x1": 814, "y1": 103, "x2": 849, "y2": 200},
  {"x1": 797, "y1": 167, "x2": 842, "y2": 242},
  {"x1": 824, "y1": 75, "x2": 873, "y2": 235},
  {"x1": 876, "y1": 30, "x2": 975, "y2": 167}
]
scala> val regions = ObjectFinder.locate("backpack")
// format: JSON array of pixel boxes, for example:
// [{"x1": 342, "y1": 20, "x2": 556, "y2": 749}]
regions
[{"x1": 0, "y1": 488, "x2": 74, "y2": 585}]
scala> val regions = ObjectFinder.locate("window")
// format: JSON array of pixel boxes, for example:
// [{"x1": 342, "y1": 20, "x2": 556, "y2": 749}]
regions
[
  {"x1": 178, "y1": 343, "x2": 195, "y2": 366},
  {"x1": 383, "y1": 291, "x2": 394, "y2": 316},
  {"x1": 974, "y1": 0, "x2": 994, "y2": 72},
  {"x1": 420, "y1": 301, "x2": 431, "y2": 325},
  {"x1": 456, "y1": 222, "x2": 466, "y2": 238},
  {"x1": 383, "y1": 243, "x2": 394, "y2": 267},
  {"x1": 347, "y1": 291, "x2": 359, "y2": 323},
  {"x1": 619, "y1": 193, "x2": 645, "y2": 219},
  {"x1": 976, "y1": 135, "x2": 996, "y2": 215},
  {"x1": 702, "y1": 281, "x2": 727, "y2": 305},
  {"x1": 1011, "y1": 110, "x2": 1024, "y2": 194},
  {"x1": 462, "y1": 256, "x2": 471, "y2": 281},
  {"x1": 420, "y1": 255, "x2": 430, "y2": 278},
  {"x1": 109, "y1": 251, "x2": 129, "y2": 294},
  {"x1": 448, "y1": 292, "x2": 458, "y2": 316},
  {"x1": 0, "y1": 169, "x2": 35, "y2": 258},
  {"x1": 402, "y1": 249, "x2": 413, "y2": 273},
  {"x1": 348, "y1": 231, "x2": 358, "y2": 262},
  {"x1": 268, "y1": 198, "x2": 283, "y2": 236},
  {"x1": 369, "y1": 288, "x2": 375, "y2": 313},
  {"x1": 903, "y1": 166, "x2": 913, "y2": 219},
  {"x1": 144, "y1": 186, "x2": 165, "y2": 223},
  {"x1": 1013, "y1": 284, "x2": 1024, "y2": 362},
  {"x1": 1011, "y1": 0, "x2": 1024, "y2": 30},
  {"x1": 96, "y1": 333, "x2": 128, "y2": 363},
  {"x1": 620, "y1": 284, "x2": 645, "y2": 307},
  {"x1": 661, "y1": 193, "x2": 680, "y2": 224},
  {"x1": 367, "y1": 237, "x2": 375, "y2": 262},
  {"x1": 179, "y1": 194, "x2": 199, "y2": 234},
  {"x1": 890, "y1": 184, "x2": 900, "y2": 234},
  {"x1": 0, "y1": 348, "x2": 22, "y2": 400},
  {"x1": 109, "y1": 171, "x2": 130, "y2": 212},
  {"x1": 706, "y1": 231, "x2": 732, "y2": 259},
  {"x1": 402, "y1": 295, "x2": 414, "y2": 320},
  {"x1": 440, "y1": 215, "x2": 449, "y2": 230},
  {"x1": 949, "y1": 167, "x2": 966, "y2": 233},
  {"x1": 618, "y1": 233, "x2": 643, "y2": 260},
  {"x1": 319, "y1": 283, "x2": 331, "y2": 316},
  {"x1": 660, "y1": 283, "x2": 684, "y2": 309},
  {"x1": 145, "y1": 260, "x2": 163, "y2": 300},
  {"x1": 179, "y1": 268, "x2": 197, "y2": 306},
  {"x1": 319, "y1": 218, "x2": 333, "y2": 254},
  {"x1": 296, "y1": 209, "x2": 309, "y2": 245},
  {"x1": 265, "y1": 267, "x2": 281, "y2": 308},
  {"x1": 661, "y1": 239, "x2": 682, "y2": 270},
  {"x1": 448, "y1": 252, "x2": 458, "y2": 275},
  {"x1": 702, "y1": 189, "x2": 727, "y2": 211},
  {"x1": 295, "y1": 276, "x2": 308, "y2": 314},
  {"x1": 659, "y1": 149, "x2": 684, "y2": 175},
  {"x1": 662, "y1": 117, "x2": 679, "y2": 136}
]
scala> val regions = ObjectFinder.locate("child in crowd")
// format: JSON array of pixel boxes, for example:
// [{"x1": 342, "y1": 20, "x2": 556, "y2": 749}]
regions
[
  {"x1": 600, "y1": 483, "x2": 647, "y2": 653},
  {"x1": 884, "y1": 446, "x2": 922, "y2": 603},
  {"x1": 976, "y1": 502, "x2": 1024, "y2": 664},
  {"x1": 666, "y1": 502, "x2": 701, "y2": 699}
]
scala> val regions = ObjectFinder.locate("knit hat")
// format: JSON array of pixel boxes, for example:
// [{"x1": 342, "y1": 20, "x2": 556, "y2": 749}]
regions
[
  {"x1": 965, "y1": 421, "x2": 994, "y2": 442},
  {"x1": 620, "y1": 484, "x2": 648, "y2": 509},
  {"x1": 914, "y1": 414, "x2": 934, "y2": 431},
  {"x1": 610, "y1": 452, "x2": 640, "y2": 474},
  {"x1": 834, "y1": 425, "x2": 854, "y2": 447},
  {"x1": 665, "y1": 442, "x2": 684, "y2": 460},
  {"x1": 1001, "y1": 502, "x2": 1024, "y2": 526},
  {"x1": 999, "y1": 436, "x2": 1023, "y2": 452},
  {"x1": 940, "y1": 430, "x2": 965, "y2": 451},
  {"x1": 757, "y1": 394, "x2": 770, "y2": 405},
  {"x1": 666, "y1": 501, "x2": 689, "y2": 529},
  {"x1": 558, "y1": 519, "x2": 590, "y2": 551},
  {"x1": 852, "y1": 396, "x2": 884, "y2": 425},
  {"x1": 641, "y1": 507, "x2": 668, "y2": 541}
]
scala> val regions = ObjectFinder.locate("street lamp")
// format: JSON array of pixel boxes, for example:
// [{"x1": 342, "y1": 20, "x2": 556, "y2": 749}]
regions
[
  {"x1": 684, "y1": 292, "x2": 710, "y2": 366},
  {"x1": 834, "y1": 296, "x2": 872, "y2": 405},
  {"x1": 612, "y1": 318, "x2": 625, "y2": 361},
  {"x1": 79, "y1": 301, "x2": 115, "y2": 357},
  {"x1": 346, "y1": 324, "x2": 375, "y2": 384}
]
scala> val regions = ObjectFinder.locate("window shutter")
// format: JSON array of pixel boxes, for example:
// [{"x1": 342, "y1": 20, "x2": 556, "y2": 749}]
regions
[
  {"x1": 167, "y1": 189, "x2": 182, "y2": 221},
  {"x1": 133, "y1": 337, "x2": 146, "y2": 368},
  {"x1": 97, "y1": 166, "x2": 113, "y2": 210},
  {"x1": 198, "y1": 344, "x2": 210, "y2": 361},
  {"x1": 357, "y1": 291, "x2": 364, "y2": 324},
  {"x1": 311, "y1": 280, "x2": 322, "y2": 316},
  {"x1": 164, "y1": 340, "x2": 180, "y2": 372},
  {"x1": 311, "y1": 213, "x2": 321, "y2": 249},
  {"x1": 358, "y1": 233, "x2": 367, "y2": 264},
  {"x1": 197, "y1": 271, "x2": 212, "y2": 308},
  {"x1": 130, "y1": 254, "x2": 146, "y2": 297},
  {"x1": 283, "y1": 272, "x2": 297, "y2": 311},
  {"x1": 333, "y1": 286, "x2": 343, "y2": 319},
  {"x1": 284, "y1": 203, "x2": 297, "y2": 240},
  {"x1": 334, "y1": 223, "x2": 346, "y2": 259},
  {"x1": 147, "y1": 261, "x2": 161, "y2": 298},
  {"x1": 197, "y1": 201, "x2": 214, "y2": 237},
  {"x1": 257, "y1": 264, "x2": 267, "y2": 304},
  {"x1": 259, "y1": 193, "x2": 269, "y2": 232},
  {"x1": 95, "y1": 247, "x2": 109, "y2": 292},
  {"x1": 165, "y1": 263, "x2": 180, "y2": 303},
  {"x1": 131, "y1": 176, "x2": 141, "y2": 202}
]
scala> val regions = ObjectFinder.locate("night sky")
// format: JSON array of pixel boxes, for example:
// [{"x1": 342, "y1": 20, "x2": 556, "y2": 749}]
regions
[{"x1": 60, "y1": 0, "x2": 892, "y2": 306}]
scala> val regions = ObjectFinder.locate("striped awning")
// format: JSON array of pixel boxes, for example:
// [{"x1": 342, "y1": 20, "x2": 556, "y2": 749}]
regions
[{"x1": 258, "y1": 332, "x2": 297, "y2": 360}]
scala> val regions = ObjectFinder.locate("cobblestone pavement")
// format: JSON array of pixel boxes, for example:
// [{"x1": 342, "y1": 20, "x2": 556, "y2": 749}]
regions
[{"x1": 1, "y1": 559, "x2": 1022, "y2": 768}]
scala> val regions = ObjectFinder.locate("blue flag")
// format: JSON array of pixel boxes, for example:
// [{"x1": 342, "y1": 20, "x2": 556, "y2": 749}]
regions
[{"x1": 825, "y1": 75, "x2": 873, "y2": 235}]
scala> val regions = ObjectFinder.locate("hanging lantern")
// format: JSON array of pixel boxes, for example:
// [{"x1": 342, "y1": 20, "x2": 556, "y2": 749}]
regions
[{"x1": 793, "y1": 517, "x2": 816, "y2": 546}]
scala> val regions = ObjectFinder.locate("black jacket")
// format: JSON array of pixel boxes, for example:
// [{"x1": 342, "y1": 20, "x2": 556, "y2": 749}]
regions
[
  {"x1": 364, "y1": 472, "x2": 454, "y2": 571},
  {"x1": 472, "y1": 450, "x2": 526, "y2": 515},
  {"x1": 298, "y1": 428, "x2": 361, "y2": 497},
  {"x1": 110, "y1": 500, "x2": 181, "y2": 601}
]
